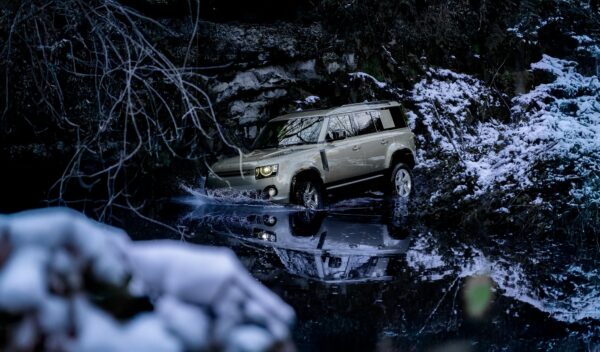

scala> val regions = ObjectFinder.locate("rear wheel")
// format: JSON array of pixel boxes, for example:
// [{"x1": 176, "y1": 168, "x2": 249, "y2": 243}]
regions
[
  {"x1": 390, "y1": 163, "x2": 413, "y2": 198},
  {"x1": 292, "y1": 179, "x2": 324, "y2": 210}
]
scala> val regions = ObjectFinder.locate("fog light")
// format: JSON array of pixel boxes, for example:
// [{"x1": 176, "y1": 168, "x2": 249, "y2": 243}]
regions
[{"x1": 264, "y1": 186, "x2": 278, "y2": 198}]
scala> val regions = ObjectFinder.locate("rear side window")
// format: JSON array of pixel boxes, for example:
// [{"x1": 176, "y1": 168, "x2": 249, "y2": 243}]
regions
[
  {"x1": 327, "y1": 114, "x2": 355, "y2": 137},
  {"x1": 370, "y1": 111, "x2": 384, "y2": 131},
  {"x1": 352, "y1": 111, "x2": 377, "y2": 135},
  {"x1": 371, "y1": 110, "x2": 395, "y2": 130},
  {"x1": 389, "y1": 106, "x2": 407, "y2": 128}
]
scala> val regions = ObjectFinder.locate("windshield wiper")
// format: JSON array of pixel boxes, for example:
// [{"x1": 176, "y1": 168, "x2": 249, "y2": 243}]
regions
[
  {"x1": 254, "y1": 143, "x2": 280, "y2": 150},
  {"x1": 279, "y1": 142, "x2": 309, "y2": 147}
]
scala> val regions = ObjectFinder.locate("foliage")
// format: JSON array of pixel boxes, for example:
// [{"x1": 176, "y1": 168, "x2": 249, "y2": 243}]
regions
[{"x1": 0, "y1": 0, "x2": 236, "y2": 218}]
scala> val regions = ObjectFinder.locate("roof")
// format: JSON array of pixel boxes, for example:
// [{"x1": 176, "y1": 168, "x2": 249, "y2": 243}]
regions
[{"x1": 270, "y1": 101, "x2": 401, "y2": 121}]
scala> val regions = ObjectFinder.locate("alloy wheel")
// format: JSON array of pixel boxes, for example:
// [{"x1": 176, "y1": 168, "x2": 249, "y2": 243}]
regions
[
  {"x1": 394, "y1": 168, "x2": 412, "y2": 197},
  {"x1": 301, "y1": 182, "x2": 320, "y2": 209}
]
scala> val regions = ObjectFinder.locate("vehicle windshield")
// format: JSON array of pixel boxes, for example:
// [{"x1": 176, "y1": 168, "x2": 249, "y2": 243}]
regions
[{"x1": 253, "y1": 116, "x2": 324, "y2": 150}]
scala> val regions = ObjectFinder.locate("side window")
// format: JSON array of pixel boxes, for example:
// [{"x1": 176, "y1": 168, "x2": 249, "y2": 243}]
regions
[
  {"x1": 327, "y1": 114, "x2": 355, "y2": 137},
  {"x1": 370, "y1": 110, "x2": 384, "y2": 131},
  {"x1": 389, "y1": 106, "x2": 407, "y2": 128},
  {"x1": 352, "y1": 111, "x2": 377, "y2": 136},
  {"x1": 376, "y1": 110, "x2": 396, "y2": 130},
  {"x1": 279, "y1": 117, "x2": 323, "y2": 146}
]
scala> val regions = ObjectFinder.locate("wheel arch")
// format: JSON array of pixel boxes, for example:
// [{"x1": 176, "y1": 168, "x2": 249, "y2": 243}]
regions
[
  {"x1": 289, "y1": 167, "x2": 323, "y2": 201},
  {"x1": 388, "y1": 148, "x2": 416, "y2": 169}
]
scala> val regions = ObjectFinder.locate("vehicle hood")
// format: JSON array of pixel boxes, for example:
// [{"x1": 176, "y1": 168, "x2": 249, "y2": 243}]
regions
[{"x1": 211, "y1": 146, "x2": 311, "y2": 171}]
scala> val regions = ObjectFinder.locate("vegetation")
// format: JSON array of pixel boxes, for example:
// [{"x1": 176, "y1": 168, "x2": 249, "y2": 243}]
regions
[{"x1": 1, "y1": 0, "x2": 230, "y2": 218}]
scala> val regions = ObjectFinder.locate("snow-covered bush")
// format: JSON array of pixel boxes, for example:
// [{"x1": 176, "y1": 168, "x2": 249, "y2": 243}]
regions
[
  {"x1": 0, "y1": 208, "x2": 294, "y2": 351},
  {"x1": 409, "y1": 54, "x2": 600, "y2": 226}
]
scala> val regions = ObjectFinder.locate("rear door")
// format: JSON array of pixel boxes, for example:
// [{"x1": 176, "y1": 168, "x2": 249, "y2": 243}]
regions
[
  {"x1": 321, "y1": 114, "x2": 364, "y2": 185},
  {"x1": 385, "y1": 106, "x2": 413, "y2": 158},
  {"x1": 352, "y1": 110, "x2": 387, "y2": 174}
]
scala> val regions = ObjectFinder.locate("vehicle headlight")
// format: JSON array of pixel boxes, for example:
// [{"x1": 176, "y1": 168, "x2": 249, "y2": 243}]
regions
[{"x1": 255, "y1": 164, "x2": 278, "y2": 179}]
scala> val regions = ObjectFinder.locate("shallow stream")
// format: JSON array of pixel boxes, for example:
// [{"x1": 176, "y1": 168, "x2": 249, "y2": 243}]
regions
[{"x1": 125, "y1": 191, "x2": 600, "y2": 351}]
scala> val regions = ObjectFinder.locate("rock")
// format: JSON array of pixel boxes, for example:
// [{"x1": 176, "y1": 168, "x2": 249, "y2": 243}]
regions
[{"x1": 0, "y1": 208, "x2": 296, "y2": 351}]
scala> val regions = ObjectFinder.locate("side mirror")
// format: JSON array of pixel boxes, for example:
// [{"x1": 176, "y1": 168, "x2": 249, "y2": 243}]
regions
[{"x1": 327, "y1": 130, "x2": 347, "y2": 142}]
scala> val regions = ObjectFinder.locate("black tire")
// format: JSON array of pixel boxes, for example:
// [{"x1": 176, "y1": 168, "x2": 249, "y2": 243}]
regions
[
  {"x1": 389, "y1": 163, "x2": 414, "y2": 198},
  {"x1": 386, "y1": 198, "x2": 411, "y2": 239},
  {"x1": 289, "y1": 211, "x2": 326, "y2": 236},
  {"x1": 292, "y1": 178, "x2": 324, "y2": 210}
]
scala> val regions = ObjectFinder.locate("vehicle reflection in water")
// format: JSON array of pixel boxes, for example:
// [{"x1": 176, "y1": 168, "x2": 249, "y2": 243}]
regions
[
  {"x1": 182, "y1": 205, "x2": 411, "y2": 284},
  {"x1": 176, "y1": 203, "x2": 600, "y2": 351}
]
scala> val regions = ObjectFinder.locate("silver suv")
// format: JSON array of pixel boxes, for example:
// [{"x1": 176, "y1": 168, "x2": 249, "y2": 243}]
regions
[{"x1": 206, "y1": 101, "x2": 416, "y2": 209}]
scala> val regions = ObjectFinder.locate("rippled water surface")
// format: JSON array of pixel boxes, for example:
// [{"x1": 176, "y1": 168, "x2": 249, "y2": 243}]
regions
[{"x1": 126, "y1": 191, "x2": 600, "y2": 351}]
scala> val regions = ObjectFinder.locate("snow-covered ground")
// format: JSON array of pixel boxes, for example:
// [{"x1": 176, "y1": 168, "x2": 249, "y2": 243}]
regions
[{"x1": 0, "y1": 208, "x2": 295, "y2": 351}]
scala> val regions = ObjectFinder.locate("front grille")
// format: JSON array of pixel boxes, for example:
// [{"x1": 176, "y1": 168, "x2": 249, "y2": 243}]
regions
[{"x1": 214, "y1": 169, "x2": 254, "y2": 178}]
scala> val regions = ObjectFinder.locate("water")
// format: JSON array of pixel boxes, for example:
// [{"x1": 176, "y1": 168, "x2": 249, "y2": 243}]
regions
[{"x1": 126, "y1": 190, "x2": 600, "y2": 351}]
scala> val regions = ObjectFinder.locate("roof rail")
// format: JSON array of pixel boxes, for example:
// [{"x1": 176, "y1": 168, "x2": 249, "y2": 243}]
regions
[{"x1": 341, "y1": 100, "x2": 396, "y2": 107}]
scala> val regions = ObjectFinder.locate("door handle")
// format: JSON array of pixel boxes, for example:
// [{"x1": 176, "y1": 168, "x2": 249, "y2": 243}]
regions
[
  {"x1": 380, "y1": 140, "x2": 389, "y2": 145},
  {"x1": 352, "y1": 145, "x2": 361, "y2": 151}
]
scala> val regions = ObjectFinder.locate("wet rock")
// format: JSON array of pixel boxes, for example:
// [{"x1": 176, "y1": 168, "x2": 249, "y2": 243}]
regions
[
  {"x1": 212, "y1": 67, "x2": 292, "y2": 103},
  {"x1": 197, "y1": 22, "x2": 327, "y2": 66}
]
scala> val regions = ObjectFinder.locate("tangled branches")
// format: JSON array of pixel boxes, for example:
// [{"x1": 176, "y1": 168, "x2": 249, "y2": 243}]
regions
[{"x1": 1, "y1": 0, "x2": 235, "y2": 220}]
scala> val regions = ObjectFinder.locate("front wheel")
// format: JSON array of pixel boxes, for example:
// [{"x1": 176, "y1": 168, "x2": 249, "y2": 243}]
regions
[
  {"x1": 390, "y1": 163, "x2": 413, "y2": 198},
  {"x1": 292, "y1": 179, "x2": 324, "y2": 210}
]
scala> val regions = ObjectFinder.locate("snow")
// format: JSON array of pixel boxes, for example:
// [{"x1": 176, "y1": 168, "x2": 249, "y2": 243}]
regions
[
  {"x1": 507, "y1": 15, "x2": 564, "y2": 42},
  {"x1": 573, "y1": 35, "x2": 594, "y2": 44},
  {"x1": 406, "y1": 236, "x2": 447, "y2": 271},
  {"x1": 2, "y1": 208, "x2": 130, "y2": 286},
  {"x1": 0, "y1": 247, "x2": 48, "y2": 312},
  {"x1": 304, "y1": 95, "x2": 320, "y2": 104},
  {"x1": 129, "y1": 242, "x2": 241, "y2": 303},
  {"x1": 573, "y1": 34, "x2": 600, "y2": 56},
  {"x1": 294, "y1": 95, "x2": 321, "y2": 108},
  {"x1": 156, "y1": 297, "x2": 210, "y2": 351},
  {"x1": 39, "y1": 295, "x2": 67, "y2": 330},
  {"x1": 212, "y1": 66, "x2": 291, "y2": 102},
  {"x1": 0, "y1": 208, "x2": 295, "y2": 351},
  {"x1": 227, "y1": 326, "x2": 274, "y2": 352},
  {"x1": 495, "y1": 207, "x2": 510, "y2": 214},
  {"x1": 73, "y1": 298, "x2": 181, "y2": 352},
  {"x1": 348, "y1": 72, "x2": 387, "y2": 88}
]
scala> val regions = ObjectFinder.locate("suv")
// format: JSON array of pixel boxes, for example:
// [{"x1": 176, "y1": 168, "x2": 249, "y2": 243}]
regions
[{"x1": 206, "y1": 101, "x2": 416, "y2": 209}]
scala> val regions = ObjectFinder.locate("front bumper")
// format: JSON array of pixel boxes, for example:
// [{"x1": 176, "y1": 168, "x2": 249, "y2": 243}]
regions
[{"x1": 205, "y1": 173, "x2": 291, "y2": 203}]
